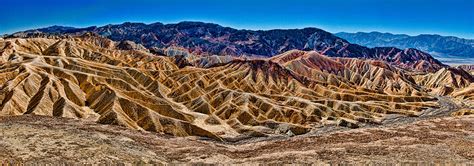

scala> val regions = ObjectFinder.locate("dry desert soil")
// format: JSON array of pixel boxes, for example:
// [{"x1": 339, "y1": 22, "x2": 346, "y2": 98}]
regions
[{"x1": 0, "y1": 114, "x2": 473, "y2": 164}]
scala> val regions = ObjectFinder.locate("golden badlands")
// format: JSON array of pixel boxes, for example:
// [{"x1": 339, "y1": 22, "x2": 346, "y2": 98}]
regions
[{"x1": 0, "y1": 34, "x2": 473, "y2": 164}]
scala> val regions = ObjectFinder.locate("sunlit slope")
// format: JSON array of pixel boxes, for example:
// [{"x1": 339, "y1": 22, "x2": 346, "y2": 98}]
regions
[{"x1": 3, "y1": 35, "x2": 468, "y2": 140}]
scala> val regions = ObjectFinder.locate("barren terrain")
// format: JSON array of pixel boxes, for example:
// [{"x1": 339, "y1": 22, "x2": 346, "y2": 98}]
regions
[
  {"x1": 1, "y1": 114, "x2": 472, "y2": 164},
  {"x1": 1, "y1": 33, "x2": 473, "y2": 164}
]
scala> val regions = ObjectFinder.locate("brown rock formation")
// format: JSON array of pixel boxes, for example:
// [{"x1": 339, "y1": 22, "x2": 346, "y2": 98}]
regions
[{"x1": 1, "y1": 36, "x2": 465, "y2": 140}]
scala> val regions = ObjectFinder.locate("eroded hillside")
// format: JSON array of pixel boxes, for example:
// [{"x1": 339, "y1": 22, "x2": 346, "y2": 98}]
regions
[{"x1": 0, "y1": 35, "x2": 472, "y2": 141}]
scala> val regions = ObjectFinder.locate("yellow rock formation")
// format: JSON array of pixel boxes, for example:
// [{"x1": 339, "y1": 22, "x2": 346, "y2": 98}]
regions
[{"x1": 1, "y1": 36, "x2": 470, "y2": 140}]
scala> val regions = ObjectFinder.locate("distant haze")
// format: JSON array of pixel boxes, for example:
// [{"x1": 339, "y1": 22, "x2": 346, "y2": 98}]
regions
[{"x1": 335, "y1": 31, "x2": 474, "y2": 65}]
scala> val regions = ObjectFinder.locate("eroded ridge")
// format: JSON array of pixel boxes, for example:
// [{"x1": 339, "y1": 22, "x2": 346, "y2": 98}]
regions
[{"x1": 1, "y1": 35, "x2": 470, "y2": 140}]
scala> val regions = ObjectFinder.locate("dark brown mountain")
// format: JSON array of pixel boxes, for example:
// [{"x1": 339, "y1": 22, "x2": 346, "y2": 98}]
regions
[{"x1": 8, "y1": 21, "x2": 446, "y2": 71}]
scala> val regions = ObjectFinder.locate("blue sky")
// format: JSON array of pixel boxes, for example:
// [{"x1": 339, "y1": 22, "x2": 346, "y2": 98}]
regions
[{"x1": 1, "y1": 0, "x2": 473, "y2": 38}]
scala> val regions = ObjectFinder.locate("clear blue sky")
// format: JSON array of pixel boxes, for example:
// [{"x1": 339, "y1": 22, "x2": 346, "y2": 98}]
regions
[{"x1": 1, "y1": 0, "x2": 473, "y2": 38}]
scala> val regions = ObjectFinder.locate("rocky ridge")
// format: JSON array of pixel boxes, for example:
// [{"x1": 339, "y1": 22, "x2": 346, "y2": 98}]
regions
[{"x1": 8, "y1": 22, "x2": 446, "y2": 72}]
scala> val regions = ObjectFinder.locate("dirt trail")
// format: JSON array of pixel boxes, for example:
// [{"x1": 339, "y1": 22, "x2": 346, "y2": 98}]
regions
[{"x1": 381, "y1": 96, "x2": 460, "y2": 126}]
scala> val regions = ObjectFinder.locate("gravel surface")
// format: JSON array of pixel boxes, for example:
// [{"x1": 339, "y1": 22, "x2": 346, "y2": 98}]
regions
[{"x1": 0, "y1": 114, "x2": 473, "y2": 164}]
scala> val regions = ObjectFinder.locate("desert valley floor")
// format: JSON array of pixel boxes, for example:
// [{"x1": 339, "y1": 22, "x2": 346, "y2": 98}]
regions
[{"x1": 1, "y1": 114, "x2": 472, "y2": 164}]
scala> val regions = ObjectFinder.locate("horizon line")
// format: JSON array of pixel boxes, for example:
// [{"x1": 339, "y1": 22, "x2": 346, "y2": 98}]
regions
[{"x1": 3, "y1": 20, "x2": 473, "y2": 40}]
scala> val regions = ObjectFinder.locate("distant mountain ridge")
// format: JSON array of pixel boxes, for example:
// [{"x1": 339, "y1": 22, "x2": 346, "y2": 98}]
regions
[
  {"x1": 336, "y1": 32, "x2": 474, "y2": 58},
  {"x1": 7, "y1": 22, "x2": 445, "y2": 71}
]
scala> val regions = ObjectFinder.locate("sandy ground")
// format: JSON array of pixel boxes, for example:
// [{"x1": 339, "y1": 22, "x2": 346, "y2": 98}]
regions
[{"x1": 0, "y1": 115, "x2": 473, "y2": 164}]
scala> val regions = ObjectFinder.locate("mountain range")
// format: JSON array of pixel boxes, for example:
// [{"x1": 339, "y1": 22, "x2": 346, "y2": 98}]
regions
[
  {"x1": 335, "y1": 32, "x2": 474, "y2": 63},
  {"x1": 7, "y1": 21, "x2": 446, "y2": 72}
]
